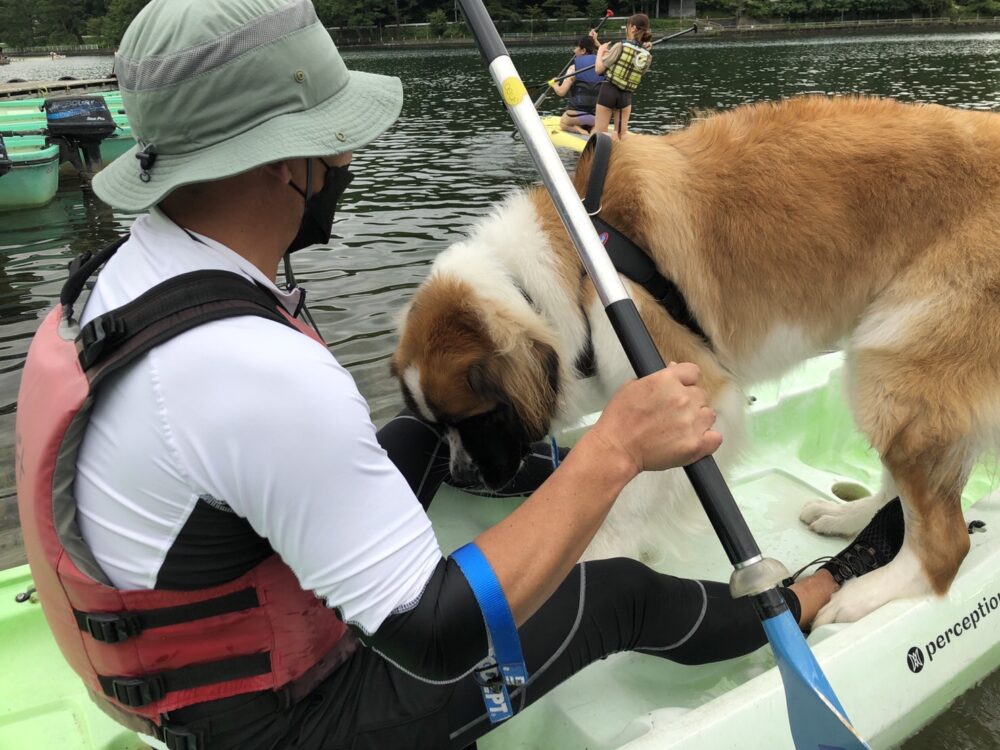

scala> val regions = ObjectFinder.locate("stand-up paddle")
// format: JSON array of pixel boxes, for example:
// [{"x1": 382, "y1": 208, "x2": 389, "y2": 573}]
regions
[
  {"x1": 532, "y1": 24, "x2": 697, "y2": 89},
  {"x1": 456, "y1": 2, "x2": 872, "y2": 748},
  {"x1": 532, "y1": 8, "x2": 614, "y2": 109}
]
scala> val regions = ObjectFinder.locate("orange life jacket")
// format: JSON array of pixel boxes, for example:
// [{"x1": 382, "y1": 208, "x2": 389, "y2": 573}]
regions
[{"x1": 15, "y1": 239, "x2": 354, "y2": 737}]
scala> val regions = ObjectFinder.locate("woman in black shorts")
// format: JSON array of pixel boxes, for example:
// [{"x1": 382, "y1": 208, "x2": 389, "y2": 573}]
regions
[{"x1": 591, "y1": 13, "x2": 654, "y2": 140}]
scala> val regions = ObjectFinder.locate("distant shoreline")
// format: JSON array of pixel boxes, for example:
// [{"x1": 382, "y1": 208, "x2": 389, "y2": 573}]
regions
[
  {"x1": 333, "y1": 18, "x2": 1000, "y2": 51},
  {"x1": 5, "y1": 17, "x2": 998, "y2": 58}
]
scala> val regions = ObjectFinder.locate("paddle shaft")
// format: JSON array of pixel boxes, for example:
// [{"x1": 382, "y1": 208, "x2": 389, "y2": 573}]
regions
[
  {"x1": 458, "y1": 6, "x2": 872, "y2": 747},
  {"x1": 532, "y1": 9, "x2": 613, "y2": 109},
  {"x1": 460, "y1": 0, "x2": 761, "y2": 571},
  {"x1": 542, "y1": 25, "x2": 697, "y2": 87}
]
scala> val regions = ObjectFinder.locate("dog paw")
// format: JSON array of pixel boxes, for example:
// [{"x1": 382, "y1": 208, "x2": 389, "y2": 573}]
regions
[
  {"x1": 813, "y1": 575, "x2": 888, "y2": 626},
  {"x1": 812, "y1": 551, "x2": 930, "y2": 627},
  {"x1": 799, "y1": 500, "x2": 871, "y2": 538},
  {"x1": 799, "y1": 500, "x2": 836, "y2": 525}
]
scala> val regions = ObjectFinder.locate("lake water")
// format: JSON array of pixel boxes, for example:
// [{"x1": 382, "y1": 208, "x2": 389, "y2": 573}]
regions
[{"x1": 1, "y1": 31, "x2": 999, "y2": 748}]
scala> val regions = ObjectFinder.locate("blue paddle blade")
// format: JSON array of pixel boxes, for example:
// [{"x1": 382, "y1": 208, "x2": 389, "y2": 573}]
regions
[{"x1": 762, "y1": 611, "x2": 871, "y2": 750}]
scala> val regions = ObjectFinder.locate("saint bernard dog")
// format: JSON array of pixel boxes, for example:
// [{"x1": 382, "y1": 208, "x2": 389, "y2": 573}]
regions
[{"x1": 391, "y1": 96, "x2": 1000, "y2": 625}]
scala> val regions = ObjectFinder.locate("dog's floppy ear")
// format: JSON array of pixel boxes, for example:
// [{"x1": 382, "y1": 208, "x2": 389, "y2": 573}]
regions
[
  {"x1": 471, "y1": 338, "x2": 560, "y2": 442},
  {"x1": 467, "y1": 359, "x2": 508, "y2": 405}
]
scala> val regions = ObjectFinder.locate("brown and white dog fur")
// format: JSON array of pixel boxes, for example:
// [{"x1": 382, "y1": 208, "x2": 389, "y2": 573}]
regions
[{"x1": 392, "y1": 96, "x2": 1000, "y2": 625}]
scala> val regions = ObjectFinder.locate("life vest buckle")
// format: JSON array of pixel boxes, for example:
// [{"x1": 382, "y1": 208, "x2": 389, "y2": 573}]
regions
[
  {"x1": 78, "y1": 314, "x2": 127, "y2": 369},
  {"x1": 161, "y1": 725, "x2": 202, "y2": 750},
  {"x1": 110, "y1": 674, "x2": 164, "y2": 707},
  {"x1": 84, "y1": 611, "x2": 142, "y2": 643}
]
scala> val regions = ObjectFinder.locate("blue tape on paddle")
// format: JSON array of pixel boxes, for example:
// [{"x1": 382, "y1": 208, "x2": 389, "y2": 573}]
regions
[{"x1": 452, "y1": 542, "x2": 528, "y2": 723}]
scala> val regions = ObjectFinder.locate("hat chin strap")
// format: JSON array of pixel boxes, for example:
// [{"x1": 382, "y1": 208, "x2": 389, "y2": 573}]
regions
[
  {"x1": 282, "y1": 159, "x2": 325, "y2": 338},
  {"x1": 287, "y1": 158, "x2": 316, "y2": 203},
  {"x1": 284, "y1": 157, "x2": 315, "y2": 277},
  {"x1": 282, "y1": 245, "x2": 324, "y2": 339}
]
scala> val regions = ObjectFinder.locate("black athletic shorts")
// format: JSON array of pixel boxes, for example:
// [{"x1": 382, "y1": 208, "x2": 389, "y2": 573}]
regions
[
  {"x1": 597, "y1": 81, "x2": 632, "y2": 110},
  {"x1": 175, "y1": 559, "x2": 799, "y2": 750}
]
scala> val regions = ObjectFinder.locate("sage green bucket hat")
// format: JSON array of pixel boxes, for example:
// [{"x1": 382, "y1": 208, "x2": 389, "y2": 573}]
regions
[{"x1": 92, "y1": 0, "x2": 402, "y2": 212}]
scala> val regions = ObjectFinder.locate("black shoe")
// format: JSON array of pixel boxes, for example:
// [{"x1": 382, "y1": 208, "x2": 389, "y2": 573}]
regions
[
  {"x1": 820, "y1": 498, "x2": 905, "y2": 584},
  {"x1": 785, "y1": 498, "x2": 905, "y2": 586}
]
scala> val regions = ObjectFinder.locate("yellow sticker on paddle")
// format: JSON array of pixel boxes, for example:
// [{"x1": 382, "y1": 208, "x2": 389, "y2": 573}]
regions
[{"x1": 501, "y1": 77, "x2": 526, "y2": 107}]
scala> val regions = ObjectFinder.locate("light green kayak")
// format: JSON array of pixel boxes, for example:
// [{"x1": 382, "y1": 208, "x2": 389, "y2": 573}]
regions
[
  {"x1": 0, "y1": 90, "x2": 134, "y2": 189},
  {"x1": 97, "y1": 125, "x2": 137, "y2": 164},
  {"x1": 0, "y1": 135, "x2": 60, "y2": 211},
  {"x1": 2, "y1": 352, "x2": 998, "y2": 749},
  {"x1": 0, "y1": 91, "x2": 123, "y2": 115},
  {"x1": 0, "y1": 566, "x2": 149, "y2": 749},
  {"x1": 0, "y1": 109, "x2": 129, "y2": 130},
  {"x1": 1, "y1": 117, "x2": 135, "y2": 167},
  {"x1": 0, "y1": 93, "x2": 126, "y2": 133}
]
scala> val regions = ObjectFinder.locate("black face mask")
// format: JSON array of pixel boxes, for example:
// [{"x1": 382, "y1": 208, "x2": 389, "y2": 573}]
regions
[{"x1": 286, "y1": 158, "x2": 354, "y2": 254}]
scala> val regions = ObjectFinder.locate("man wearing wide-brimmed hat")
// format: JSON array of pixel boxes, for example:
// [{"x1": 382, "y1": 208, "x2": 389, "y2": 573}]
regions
[{"x1": 14, "y1": 0, "x2": 907, "y2": 748}]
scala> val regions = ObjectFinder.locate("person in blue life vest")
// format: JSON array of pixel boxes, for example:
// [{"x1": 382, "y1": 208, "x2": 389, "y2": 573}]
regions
[
  {"x1": 14, "y1": 0, "x2": 909, "y2": 748},
  {"x1": 547, "y1": 36, "x2": 606, "y2": 134},
  {"x1": 590, "y1": 13, "x2": 654, "y2": 140}
]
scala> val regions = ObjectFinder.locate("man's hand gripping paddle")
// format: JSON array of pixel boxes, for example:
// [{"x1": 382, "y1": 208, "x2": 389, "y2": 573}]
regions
[{"x1": 456, "y1": 2, "x2": 872, "y2": 747}]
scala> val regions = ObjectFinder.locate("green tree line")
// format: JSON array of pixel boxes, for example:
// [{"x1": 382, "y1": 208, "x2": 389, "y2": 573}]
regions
[
  {"x1": 0, "y1": 0, "x2": 995, "y2": 49},
  {"x1": 701, "y1": 0, "x2": 997, "y2": 20}
]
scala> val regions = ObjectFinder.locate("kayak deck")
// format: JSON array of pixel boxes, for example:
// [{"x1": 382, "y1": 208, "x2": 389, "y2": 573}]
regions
[
  {"x1": 430, "y1": 353, "x2": 1000, "y2": 749},
  {"x1": 0, "y1": 566, "x2": 149, "y2": 749},
  {"x1": 2, "y1": 352, "x2": 998, "y2": 748}
]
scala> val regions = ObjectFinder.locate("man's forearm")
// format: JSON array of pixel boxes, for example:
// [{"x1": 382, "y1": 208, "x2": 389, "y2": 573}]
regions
[{"x1": 475, "y1": 430, "x2": 636, "y2": 625}]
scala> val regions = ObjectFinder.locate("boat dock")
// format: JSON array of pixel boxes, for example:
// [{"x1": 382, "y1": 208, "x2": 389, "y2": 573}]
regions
[{"x1": 0, "y1": 77, "x2": 117, "y2": 100}]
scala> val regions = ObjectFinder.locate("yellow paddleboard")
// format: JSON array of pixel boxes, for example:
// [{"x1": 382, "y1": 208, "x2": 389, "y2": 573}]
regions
[{"x1": 542, "y1": 115, "x2": 591, "y2": 153}]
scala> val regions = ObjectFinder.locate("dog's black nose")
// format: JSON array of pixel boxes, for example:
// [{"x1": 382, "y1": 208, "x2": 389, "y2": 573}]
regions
[{"x1": 448, "y1": 458, "x2": 483, "y2": 488}]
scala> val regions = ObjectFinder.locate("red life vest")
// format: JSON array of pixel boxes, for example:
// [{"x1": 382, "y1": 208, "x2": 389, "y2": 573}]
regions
[{"x1": 15, "y1": 239, "x2": 355, "y2": 734}]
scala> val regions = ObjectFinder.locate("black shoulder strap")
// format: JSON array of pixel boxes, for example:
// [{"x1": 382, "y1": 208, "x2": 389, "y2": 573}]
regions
[
  {"x1": 62, "y1": 235, "x2": 130, "y2": 317},
  {"x1": 581, "y1": 134, "x2": 712, "y2": 349},
  {"x1": 81, "y1": 271, "x2": 296, "y2": 385},
  {"x1": 65, "y1": 238, "x2": 298, "y2": 385}
]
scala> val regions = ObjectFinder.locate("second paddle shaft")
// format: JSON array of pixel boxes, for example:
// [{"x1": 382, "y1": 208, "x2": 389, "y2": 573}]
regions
[
  {"x1": 533, "y1": 9, "x2": 614, "y2": 108},
  {"x1": 543, "y1": 25, "x2": 697, "y2": 86}
]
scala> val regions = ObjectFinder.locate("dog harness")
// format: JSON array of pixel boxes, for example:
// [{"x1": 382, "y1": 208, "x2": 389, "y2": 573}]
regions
[
  {"x1": 15, "y1": 238, "x2": 355, "y2": 748},
  {"x1": 582, "y1": 133, "x2": 712, "y2": 349}
]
